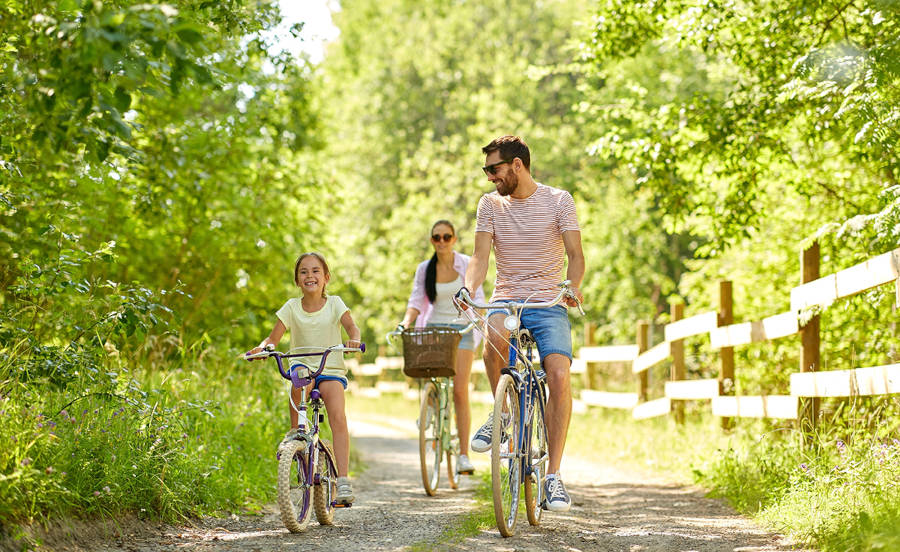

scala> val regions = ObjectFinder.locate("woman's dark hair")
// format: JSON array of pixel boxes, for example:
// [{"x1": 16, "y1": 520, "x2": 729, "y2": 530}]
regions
[{"x1": 425, "y1": 220, "x2": 455, "y2": 303}]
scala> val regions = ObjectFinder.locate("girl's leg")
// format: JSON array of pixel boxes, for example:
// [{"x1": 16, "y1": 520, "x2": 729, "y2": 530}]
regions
[
  {"x1": 318, "y1": 380, "x2": 350, "y2": 477},
  {"x1": 453, "y1": 349, "x2": 474, "y2": 455},
  {"x1": 289, "y1": 385, "x2": 303, "y2": 429}
]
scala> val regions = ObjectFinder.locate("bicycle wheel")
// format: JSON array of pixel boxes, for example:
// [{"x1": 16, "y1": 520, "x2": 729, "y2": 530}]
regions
[
  {"x1": 524, "y1": 390, "x2": 548, "y2": 526},
  {"x1": 314, "y1": 439, "x2": 338, "y2": 525},
  {"x1": 277, "y1": 439, "x2": 312, "y2": 533},
  {"x1": 491, "y1": 373, "x2": 521, "y2": 537},
  {"x1": 419, "y1": 381, "x2": 441, "y2": 496}
]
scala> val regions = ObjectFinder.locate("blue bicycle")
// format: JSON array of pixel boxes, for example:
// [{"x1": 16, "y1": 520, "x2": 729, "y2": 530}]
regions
[{"x1": 456, "y1": 282, "x2": 582, "y2": 537}]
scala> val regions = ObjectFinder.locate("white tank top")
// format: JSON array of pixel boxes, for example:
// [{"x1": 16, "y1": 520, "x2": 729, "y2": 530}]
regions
[{"x1": 429, "y1": 275, "x2": 463, "y2": 324}]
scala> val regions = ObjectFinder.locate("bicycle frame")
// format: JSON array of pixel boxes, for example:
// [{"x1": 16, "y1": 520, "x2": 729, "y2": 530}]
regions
[
  {"x1": 455, "y1": 281, "x2": 581, "y2": 535},
  {"x1": 500, "y1": 308, "x2": 548, "y2": 490},
  {"x1": 246, "y1": 344, "x2": 364, "y2": 510}
]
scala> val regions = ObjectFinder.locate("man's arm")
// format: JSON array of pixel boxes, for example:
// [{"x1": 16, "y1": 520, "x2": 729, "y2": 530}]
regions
[
  {"x1": 562, "y1": 230, "x2": 585, "y2": 305},
  {"x1": 464, "y1": 231, "x2": 493, "y2": 295}
]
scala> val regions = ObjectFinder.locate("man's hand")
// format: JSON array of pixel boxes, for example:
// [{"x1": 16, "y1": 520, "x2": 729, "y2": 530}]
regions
[
  {"x1": 453, "y1": 287, "x2": 471, "y2": 311},
  {"x1": 564, "y1": 285, "x2": 583, "y2": 308}
]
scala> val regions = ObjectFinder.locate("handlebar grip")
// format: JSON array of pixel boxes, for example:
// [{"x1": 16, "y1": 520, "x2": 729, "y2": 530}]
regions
[{"x1": 359, "y1": 342, "x2": 366, "y2": 353}]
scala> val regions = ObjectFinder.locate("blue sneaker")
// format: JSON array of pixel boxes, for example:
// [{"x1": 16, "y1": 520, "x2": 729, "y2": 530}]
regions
[{"x1": 543, "y1": 474, "x2": 571, "y2": 512}]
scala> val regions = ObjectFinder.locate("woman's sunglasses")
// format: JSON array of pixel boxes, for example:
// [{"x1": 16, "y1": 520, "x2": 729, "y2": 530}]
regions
[{"x1": 431, "y1": 233, "x2": 454, "y2": 242}]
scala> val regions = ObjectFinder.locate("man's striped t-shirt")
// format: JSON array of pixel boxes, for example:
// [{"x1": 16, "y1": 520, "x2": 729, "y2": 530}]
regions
[{"x1": 475, "y1": 182, "x2": 580, "y2": 302}]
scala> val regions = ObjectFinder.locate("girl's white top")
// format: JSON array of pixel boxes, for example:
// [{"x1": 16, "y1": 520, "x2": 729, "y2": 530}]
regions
[{"x1": 276, "y1": 295, "x2": 349, "y2": 377}]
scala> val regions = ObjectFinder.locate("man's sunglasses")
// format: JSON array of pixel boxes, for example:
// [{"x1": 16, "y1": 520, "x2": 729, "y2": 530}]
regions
[
  {"x1": 431, "y1": 233, "x2": 454, "y2": 242},
  {"x1": 482, "y1": 159, "x2": 511, "y2": 176}
]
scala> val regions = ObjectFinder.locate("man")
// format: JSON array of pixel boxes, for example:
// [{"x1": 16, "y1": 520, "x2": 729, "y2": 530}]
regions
[{"x1": 458, "y1": 135, "x2": 585, "y2": 512}]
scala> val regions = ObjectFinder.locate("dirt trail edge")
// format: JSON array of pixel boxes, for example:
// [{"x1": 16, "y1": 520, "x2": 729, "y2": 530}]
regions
[{"x1": 16, "y1": 414, "x2": 812, "y2": 552}]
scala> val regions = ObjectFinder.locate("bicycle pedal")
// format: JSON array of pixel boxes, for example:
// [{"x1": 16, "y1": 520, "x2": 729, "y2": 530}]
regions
[
  {"x1": 457, "y1": 468, "x2": 474, "y2": 475},
  {"x1": 333, "y1": 501, "x2": 352, "y2": 508}
]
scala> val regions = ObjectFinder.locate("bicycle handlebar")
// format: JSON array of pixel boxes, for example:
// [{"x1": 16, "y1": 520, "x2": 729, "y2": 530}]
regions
[
  {"x1": 244, "y1": 343, "x2": 366, "y2": 387},
  {"x1": 455, "y1": 280, "x2": 585, "y2": 315}
]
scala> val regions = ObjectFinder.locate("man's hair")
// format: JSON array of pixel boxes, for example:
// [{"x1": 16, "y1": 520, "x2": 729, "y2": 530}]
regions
[{"x1": 482, "y1": 135, "x2": 530, "y2": 171}]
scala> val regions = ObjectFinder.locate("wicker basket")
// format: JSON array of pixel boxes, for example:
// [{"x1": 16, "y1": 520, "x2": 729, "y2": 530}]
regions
[{"x1": 401, "y1": 326, "x2": 461, "y2": 378}]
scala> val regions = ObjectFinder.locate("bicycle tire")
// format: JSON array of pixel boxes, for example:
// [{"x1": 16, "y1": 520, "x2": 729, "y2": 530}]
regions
[
  {"x1": 491, "y1": 373, "x2": 521, "y2": 537},
  {"x1": 419, "y1": 381, "x2": 441, "y2": 496},
  {"x1": 524, "y1": 385, "x2": 548, "y2": 526},
  {"x1": 277, "y1": 439, "x2": 312, "y2": 533},
  {"x1": 314, "y1": 439, "x2": 338, "y2": 525}
]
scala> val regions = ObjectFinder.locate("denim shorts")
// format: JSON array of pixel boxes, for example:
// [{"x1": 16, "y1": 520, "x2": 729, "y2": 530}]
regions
[
  {"x1": 316, "y1": 374, "x2": 348, "y2": 389},
  {"x1": 426, "y1": 322, "x2": 475, "y2": 351},
  {"x1": 289, "y1": 363, "x2": 348, "y2": 389},
  {"x1": 488, "y1": 303, "x2": 572, "y2": 363}
]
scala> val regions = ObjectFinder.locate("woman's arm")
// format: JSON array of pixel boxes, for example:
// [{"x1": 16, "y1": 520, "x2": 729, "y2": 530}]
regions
[{"x1": 399, "y1": 307, "x2": 420, "y2": 330}]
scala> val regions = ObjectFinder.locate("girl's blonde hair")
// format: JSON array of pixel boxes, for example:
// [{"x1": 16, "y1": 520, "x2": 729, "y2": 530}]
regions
[{"x1": 294, "y1": 252, "x2": 330, "y2": 297}]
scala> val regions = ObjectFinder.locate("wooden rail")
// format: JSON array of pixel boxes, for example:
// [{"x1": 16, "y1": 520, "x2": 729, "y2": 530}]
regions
[{"x1": 566, "y1": 243, "x2": 900, "y2": 426}]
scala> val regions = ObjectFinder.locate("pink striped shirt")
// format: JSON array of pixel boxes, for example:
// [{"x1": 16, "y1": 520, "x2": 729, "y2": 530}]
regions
[{"x1": 475, "y1": 183, "x2": 580, "y2": 302}]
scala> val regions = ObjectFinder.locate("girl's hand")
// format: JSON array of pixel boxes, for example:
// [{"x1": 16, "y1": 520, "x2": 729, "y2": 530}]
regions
[
  {"x1": 345, "y1": 339, "x2": 361, "y2": 349},
  {"x1": 246, "y1": 346, "x2": 264, "y2": 359}
]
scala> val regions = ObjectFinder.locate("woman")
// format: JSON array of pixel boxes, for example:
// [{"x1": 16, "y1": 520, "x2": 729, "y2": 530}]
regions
[{"x1": 399, "y1": 220, "x2": 485, "y2": 476}]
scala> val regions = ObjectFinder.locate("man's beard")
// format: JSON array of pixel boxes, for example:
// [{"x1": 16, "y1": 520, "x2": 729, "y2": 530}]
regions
[{"x1": 496, "y1": 172, "x2": 518, "y2": 196}]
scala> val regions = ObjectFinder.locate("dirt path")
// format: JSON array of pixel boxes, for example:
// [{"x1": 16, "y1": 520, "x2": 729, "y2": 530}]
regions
[{"x1": 25, "y1": 415, "x2": 811, "y2": 552}]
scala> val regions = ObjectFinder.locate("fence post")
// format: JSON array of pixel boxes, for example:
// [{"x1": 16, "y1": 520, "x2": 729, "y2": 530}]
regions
[
  {"x1": 719, "y1": 280, "x2": 734, "y2": 430},
  {"x1": 584, "y1": 321, "x2": 598, "y2": 389},
  {"x1": 637, "y1": 321, "x2": 649, "y2": 402},
  {"x1": 800, "y1": 241, "x2": 821, "y2": 435},
  {"x1": 670, "y1": 302, "x2": 685, "y2": 424}
]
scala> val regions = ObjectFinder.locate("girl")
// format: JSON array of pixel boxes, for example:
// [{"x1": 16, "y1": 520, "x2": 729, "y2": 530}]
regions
[
  {"x1": 399, "y1": 220, "x2": 485, "y2": 476},
  {"x1": 248, "y1": 252, "x2": 361, "y2": 505}
]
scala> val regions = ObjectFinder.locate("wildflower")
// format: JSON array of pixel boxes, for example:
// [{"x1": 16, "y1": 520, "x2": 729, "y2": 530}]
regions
[
  {"x1": 94, "y1": 491, "x2": 101, "y2": 497},
  {"x1": 60, "y1": 410, "x2": 69, "y2": 419},
  {"x1": 45, "y1": 466, "x2": 54, "y2": 474},
  {"x1": 103, "y1": 486, "x2": 110, "y2": 493},
  {"x1": 800, "y1": 463, "x2": 808, "y2": 472},
  {"x1": 61, "y1": 472, "x2": 67, "y2": 477},
  {"x1": 21, "y1": 457, "x2": 32, "y2": 466}
]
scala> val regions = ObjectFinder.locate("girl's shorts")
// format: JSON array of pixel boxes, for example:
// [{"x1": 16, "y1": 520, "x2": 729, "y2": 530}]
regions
[{"x1": 426, "y1": 322, "x2": 475, "y2": 351}]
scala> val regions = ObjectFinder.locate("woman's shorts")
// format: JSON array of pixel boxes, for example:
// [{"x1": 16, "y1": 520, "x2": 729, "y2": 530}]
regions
[
  {"x1": 426, "y1": 322, "x2": 475, "y2": 351},
  {"x1": 487, "y1": 303, "x2": 572, "y2": 363}
]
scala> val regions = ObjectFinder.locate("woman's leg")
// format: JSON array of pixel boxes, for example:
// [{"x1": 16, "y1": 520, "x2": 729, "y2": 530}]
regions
[
  {"x1": 318, "y1": 380, "x2": 350, "y2": 477},
  {"x1": 453, "y1": 349, "x2": 474, "y2": 455}
]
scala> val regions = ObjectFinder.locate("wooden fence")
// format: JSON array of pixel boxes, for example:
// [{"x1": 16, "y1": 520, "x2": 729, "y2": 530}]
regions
[
  {"x1": 574, "y1": 242, "x2": 900, "y2": 427},
  {"x1": 347, "y1": 242, "x2": 900, "y2": 428}
]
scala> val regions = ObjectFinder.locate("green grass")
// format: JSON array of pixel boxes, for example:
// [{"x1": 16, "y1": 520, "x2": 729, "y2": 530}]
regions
[{"x1": 0, "y1": 348, "x2": 364, "y2": 546}]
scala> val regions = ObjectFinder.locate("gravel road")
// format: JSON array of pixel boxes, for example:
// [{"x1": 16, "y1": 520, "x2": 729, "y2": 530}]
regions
[{"x1": 11, "y1": 414, "x2": 812, "y2": 552}]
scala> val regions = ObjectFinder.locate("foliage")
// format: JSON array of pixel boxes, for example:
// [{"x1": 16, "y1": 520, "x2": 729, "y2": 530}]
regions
[{"x1": 582, "y1": 0, "x2": 899, "y2": 246}]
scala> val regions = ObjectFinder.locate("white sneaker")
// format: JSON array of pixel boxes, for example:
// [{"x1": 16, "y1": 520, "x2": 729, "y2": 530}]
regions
[
  {"x1": 457, "y1": 454, "x2": 475, "y2": 475},
  {"x1": 336, "y1": 476, "x2": 354, "y2": 505}
]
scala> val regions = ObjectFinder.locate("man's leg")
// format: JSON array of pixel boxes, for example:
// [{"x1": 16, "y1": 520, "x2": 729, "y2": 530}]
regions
[
  {"x1": 542, "y1": 353, "x2": 572, "y2": 475},
  {"x1": 482, "y1": 312, "x2": 509, "y2": 393},
  {"x1": 471, "y1": 312, "x2": 509, "y2": 453}
]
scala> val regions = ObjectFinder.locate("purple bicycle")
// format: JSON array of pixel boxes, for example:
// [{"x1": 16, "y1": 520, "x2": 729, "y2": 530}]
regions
[{"x1": 245, "y1": 343, "x2": 365, "y2": 533}]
